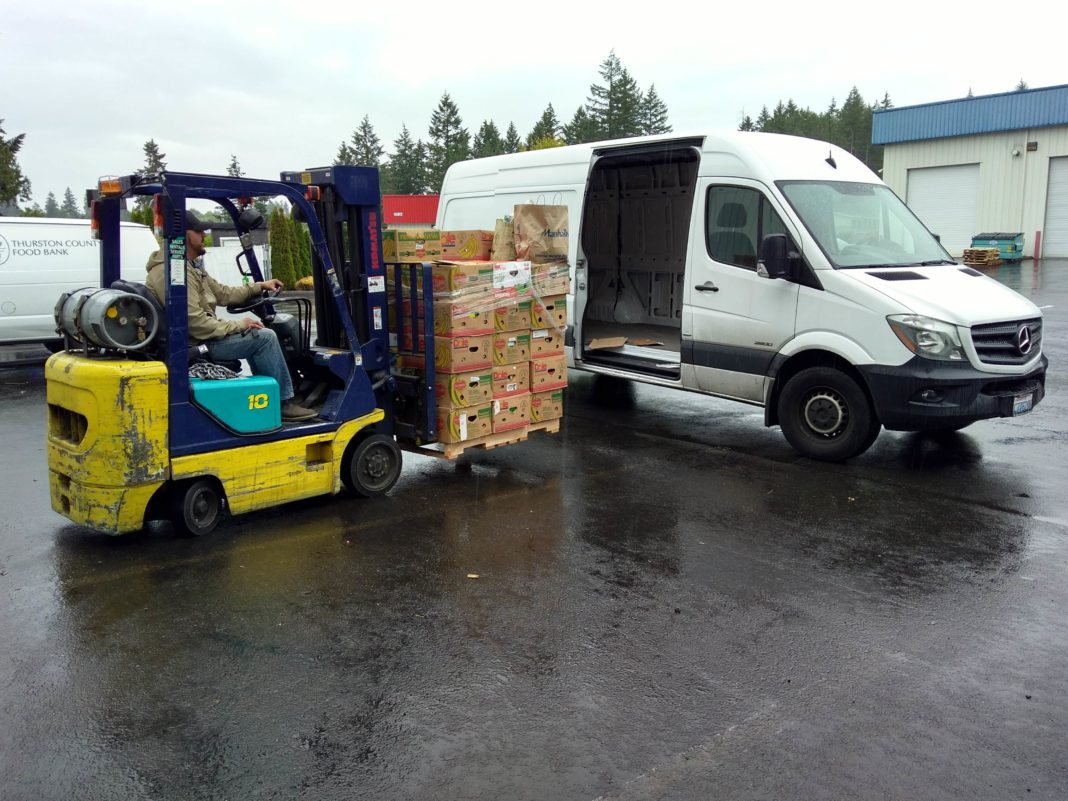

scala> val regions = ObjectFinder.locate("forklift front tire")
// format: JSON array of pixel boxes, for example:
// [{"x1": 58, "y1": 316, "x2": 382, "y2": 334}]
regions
[
  {"x1": 170, "y1": 478, "x2": 224, "y2": 537},
  {"x1": 342, "y1": 434, "x2": 402, "y2": 498}
]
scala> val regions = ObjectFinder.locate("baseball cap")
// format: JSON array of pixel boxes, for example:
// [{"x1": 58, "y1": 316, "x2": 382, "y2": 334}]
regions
[{"x1": 185, "y1": 210, "x2": 210, "y2": 233}]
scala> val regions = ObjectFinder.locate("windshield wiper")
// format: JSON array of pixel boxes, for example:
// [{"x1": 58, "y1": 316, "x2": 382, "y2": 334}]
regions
[{"x1": 916, "y1": 259, "x2": 957, "y2": 266}]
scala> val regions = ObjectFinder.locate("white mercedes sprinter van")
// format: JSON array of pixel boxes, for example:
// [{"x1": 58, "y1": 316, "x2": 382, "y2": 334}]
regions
[
  {"x1": 0, "y1": 217, "x2": 158, "y2": 348},
  {"x1": 437, "y1": 131, "x2": 1047, "y2": 460}
]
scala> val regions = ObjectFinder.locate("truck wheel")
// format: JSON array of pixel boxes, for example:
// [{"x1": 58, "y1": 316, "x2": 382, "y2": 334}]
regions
[
  {"x1": 778, "y1": 367, "x2": 880, "y2": 461},
  {"x1": 171, "y1": 478, "x2": 223, "y2": 536},
  {"x1": 343, "y1": 434, "x2": 402, "y2": 498}
]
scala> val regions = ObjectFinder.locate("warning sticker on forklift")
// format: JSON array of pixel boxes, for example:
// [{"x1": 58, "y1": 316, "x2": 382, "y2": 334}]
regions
[
  {"x1": 368, "y1": 276, "x2": 385, "y2": 294},
  {"x1": 168, "y1": 239, "x2": 186, "y2": 286},
  {"x1": 373, "y1": 307, "x2": 383, "y2": 330}
]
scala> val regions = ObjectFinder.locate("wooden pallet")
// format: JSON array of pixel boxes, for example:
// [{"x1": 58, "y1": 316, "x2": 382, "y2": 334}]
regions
[
  {"x1": 962, "y1": 247, "x2": 1002, "y2": 266},
  {"x1": 410, "y1": 417, "x2": 561, "y2": 460}
]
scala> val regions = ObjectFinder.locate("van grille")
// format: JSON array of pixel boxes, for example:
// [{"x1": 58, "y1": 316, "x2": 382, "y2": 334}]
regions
[{"x1": 971, "y1": 318, "x2": 1042, "y2": 365}]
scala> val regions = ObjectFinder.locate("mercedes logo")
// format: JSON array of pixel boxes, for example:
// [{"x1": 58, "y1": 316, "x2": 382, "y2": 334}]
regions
[{"x1": 1016, "y1": 324, "x2": 1033, "y2": 356}]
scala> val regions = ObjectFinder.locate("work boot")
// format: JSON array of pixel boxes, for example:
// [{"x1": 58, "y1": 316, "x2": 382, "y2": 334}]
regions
[{"x1": 281, "y1": 400, "x2": 318, "y2": 421}]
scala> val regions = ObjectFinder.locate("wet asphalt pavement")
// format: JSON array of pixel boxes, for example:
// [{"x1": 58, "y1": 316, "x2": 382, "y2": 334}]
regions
[{"x1": 1, "y1": 261, "x2": 1066, "y2": 800}]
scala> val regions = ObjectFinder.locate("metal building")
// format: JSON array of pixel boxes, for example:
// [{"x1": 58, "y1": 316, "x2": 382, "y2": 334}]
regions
[{"x1": 873, "y1": 84, "x2": 1068, "y2": 258}]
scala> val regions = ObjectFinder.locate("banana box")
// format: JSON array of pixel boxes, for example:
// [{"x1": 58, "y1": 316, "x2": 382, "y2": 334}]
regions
[
  {"x1": 531, "y1": 389, "x2": 564, "y2": 422},
  {"x1": 493, "y1": 330, "x2": 531, "y2": 365},
  {"x1": 530, "y1": 354, "x2": 567, "y2": 391},
  {"x1": 432, "y1": 261, "x2": 494, "y2": 297},
  {"x1": 436, "y1": 369, "x2": 493, "y2": 409},
  {"x1": 435, "y1": 299, "x2": 492, "y2": 336},
  {"x1": 533, "y1": 262, "x2": 571, "y2": 296},
  {"x1": 532, "y1": 295, "x2": 567, "y2": 330},
  {"x1": 434, "y1": 334, "x2": 493, "y2": 373},
  {"x1": 492, "y1": 393, "x2": 531, "y2": 433},
  {"x1": 492, "y1": 362, "x2": 529, "y2": 398},
  {"x1": 438, "y1": 403, "x2": 493, "y2": 443},
  {"x1": 494, "y1": 300, "x2": 532, "y2": 332},
  {"x1": 382, "y1": 229, "x2": 443, "y2": 263},
  {"x1": 441, "y1": 230, "x2": 494, "y2": 261},
  {"x1": 530, "y1": 328, "x2": 565, "y2": 357}
]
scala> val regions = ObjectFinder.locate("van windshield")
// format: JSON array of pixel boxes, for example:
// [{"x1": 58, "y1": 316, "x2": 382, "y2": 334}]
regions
[{"x1": 778, "y1": 181, "x2": 953, "y2": 269}]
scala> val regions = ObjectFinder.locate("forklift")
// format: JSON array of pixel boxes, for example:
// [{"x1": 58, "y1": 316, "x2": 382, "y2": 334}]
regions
[{"x1": 46, "y1": 167, "x2": 436, "y2": 536}]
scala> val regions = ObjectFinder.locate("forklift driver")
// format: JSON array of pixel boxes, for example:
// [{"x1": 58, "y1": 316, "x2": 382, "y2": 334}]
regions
[{"x1": 145, "y1": 210, "x2": 318, "y2": 422}]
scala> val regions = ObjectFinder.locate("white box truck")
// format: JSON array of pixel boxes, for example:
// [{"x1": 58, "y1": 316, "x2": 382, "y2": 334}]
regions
[
  {"x1": 437, "y1": 131, "x2": 1047, "y2": 460},
  {"x1": 0, "y1": 217, "x2": 158, "y2": 348}
]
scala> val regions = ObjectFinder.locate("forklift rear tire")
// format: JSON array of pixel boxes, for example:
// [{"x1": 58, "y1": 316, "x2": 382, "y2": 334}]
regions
[
  {"x1": 171, "y1": 478, "x2": 224, "y2": 536},
  {"x1": 342, "y1": 434, "x2": 402, "y2": 498}
]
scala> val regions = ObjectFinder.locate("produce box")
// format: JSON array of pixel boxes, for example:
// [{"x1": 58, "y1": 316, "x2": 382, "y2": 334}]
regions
[
  {"x1": 531, "y1": 389, "x2": 564, "y2": 422},
  {"x1": 533, "y1": 262, "x2": 571, "y2": 297},
  {"x1": 492, "y1": 362, "x2": 529, "y2": 398},
  {"x1": 382, "y1": 229, "x2": 443, "y2": 263},
  {"x1": 493, "y1": 330, "x2": 532, "y2": 365},
  {"x1": 532, "y1": 295, "x2": 567, "y2": 330},
  {"x1": 493, "y1": 260, "x2": 532, "y2": 302},
  {"x1": 436, "y1": 369, "x2": 494, "y2": 410},
  {"x1": 434, "y1": 334, "x2": 493, "y2": 373},
  {"x1": 393, "y1": 297, "x2": 492, "y2": 337},
  {"x1": 432, "y1": 260, "x2": 494, "y2": 296},
  {"x1": 441, "y1": 230, "x2": 494, "y2": 260},
  {"x1": 438, "y1": 403, "x2": 493, "y2": 443},
  {"x1": 494, "y1": 300, "x2": 533, "y2": 332},
  {"x1": 492, "y1": 393, "x2": 531, "y2": 433},
  {"x1": 530, "y1": 328, "x2": 565, "y2": 357},
  {"x1": 530, "y1": 354, "x2": 567, "y2": 391}
]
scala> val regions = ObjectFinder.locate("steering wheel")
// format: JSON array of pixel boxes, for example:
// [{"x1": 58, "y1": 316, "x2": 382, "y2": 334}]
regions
[{"x1": 227, "y1": 288, "x2": 279, "y2": 315}]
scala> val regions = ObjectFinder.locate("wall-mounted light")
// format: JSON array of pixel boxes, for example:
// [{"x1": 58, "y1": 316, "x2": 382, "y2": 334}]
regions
[{"x1": 1011, "y1": 148, "x2": 1022, "y2": 157}]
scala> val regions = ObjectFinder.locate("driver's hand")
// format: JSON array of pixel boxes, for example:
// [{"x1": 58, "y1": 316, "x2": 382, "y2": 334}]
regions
[
  {"x1": 243, "y1": 318, "x2": 265, "y2": 330},
  {"x1": 260, "y1": 279, "x2": 284, "y2": 292}
]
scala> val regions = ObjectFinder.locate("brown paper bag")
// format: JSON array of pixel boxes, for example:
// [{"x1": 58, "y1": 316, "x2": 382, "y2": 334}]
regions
[
  {"x1": 513, "y1": 204, "x2": 569, "y2": 263},
  {"x1": 491, "y1": 217, "x2": 515, "y2": 261}
]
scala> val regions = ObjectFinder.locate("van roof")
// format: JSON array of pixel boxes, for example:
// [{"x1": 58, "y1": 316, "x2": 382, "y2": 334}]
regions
[
  {"x1": 0, "y1": 216, "x2": 151, "y2": 229},
  {"x1": 440, "y1": 130, "x2": 877, "y2": 194}
]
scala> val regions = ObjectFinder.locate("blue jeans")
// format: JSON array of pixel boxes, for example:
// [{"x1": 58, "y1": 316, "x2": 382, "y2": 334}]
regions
[{"x1": 205, "y1": 328, "x2": 294, "y2": 401}]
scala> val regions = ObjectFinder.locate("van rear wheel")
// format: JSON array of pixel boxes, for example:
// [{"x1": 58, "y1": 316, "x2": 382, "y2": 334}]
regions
[{"x1": 778, "y1": 367, "x2": 879, "y2": 461}]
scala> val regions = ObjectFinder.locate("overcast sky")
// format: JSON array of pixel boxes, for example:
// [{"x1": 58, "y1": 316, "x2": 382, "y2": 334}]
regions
[{"x1": 3, "y1": 0, "x2": 1065, "y2": 206}]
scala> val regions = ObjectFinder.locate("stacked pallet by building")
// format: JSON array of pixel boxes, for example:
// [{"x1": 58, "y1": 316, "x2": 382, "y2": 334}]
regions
[{"x1": 962, "y1": 247, "x2": 1003, "y2": 267}]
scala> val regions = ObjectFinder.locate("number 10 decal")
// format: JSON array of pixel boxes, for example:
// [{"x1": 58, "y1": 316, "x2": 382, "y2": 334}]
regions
[{"x1": 248, "y1": 393, "x2": 269, "y2": 410}]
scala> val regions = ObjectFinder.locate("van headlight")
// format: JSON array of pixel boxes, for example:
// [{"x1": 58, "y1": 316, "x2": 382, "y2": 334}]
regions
[{"x1": 887, "y1": 315, "x2": 965, "y2": 361}]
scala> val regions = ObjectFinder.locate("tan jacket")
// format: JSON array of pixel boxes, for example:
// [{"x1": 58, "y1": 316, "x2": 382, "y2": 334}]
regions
[{"x1": 145, "y1": 250, "x2": 260, "y2": 343}]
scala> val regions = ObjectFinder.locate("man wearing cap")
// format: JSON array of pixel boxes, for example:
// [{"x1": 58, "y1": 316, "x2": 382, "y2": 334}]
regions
[{"x1": 145, "y1": 210, "x2": 318, "y2": 422}]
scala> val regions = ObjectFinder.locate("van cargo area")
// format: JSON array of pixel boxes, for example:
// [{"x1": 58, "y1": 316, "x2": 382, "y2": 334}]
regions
[{"x1": 580, "y1": 145, "x2": 699, "y2": 378}]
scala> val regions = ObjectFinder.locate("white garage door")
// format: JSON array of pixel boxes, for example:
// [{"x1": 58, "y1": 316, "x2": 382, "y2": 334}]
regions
[
  {"x1": 1043, "y1": 157, "x2": 1068, "y2": 257},
  {"x1": 906, "y1": 164, "x2": 980, "y2": 257}
]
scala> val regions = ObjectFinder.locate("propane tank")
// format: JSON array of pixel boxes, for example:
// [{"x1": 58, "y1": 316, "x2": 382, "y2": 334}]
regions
[{"x1": 54, "y1": 288, "x2": 159, "y2": 351}]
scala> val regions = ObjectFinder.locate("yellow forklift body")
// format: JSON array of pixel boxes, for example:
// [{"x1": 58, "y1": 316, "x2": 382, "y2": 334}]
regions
[
  {"x1": 46, "y1": 353, "x2": 170, "y2": 534},
  {"x1": 170, "y1": 411, "x2": 384, "y2": 515}
]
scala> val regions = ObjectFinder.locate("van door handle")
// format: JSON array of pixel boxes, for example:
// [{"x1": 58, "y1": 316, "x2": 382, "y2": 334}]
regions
[{"x1": 695, "y1": 281, "x2": 719, "y2": 292}]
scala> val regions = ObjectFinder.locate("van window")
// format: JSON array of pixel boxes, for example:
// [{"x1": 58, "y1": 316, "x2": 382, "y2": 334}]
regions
[{"x1": 705, "y1": 186, "x2": 789, "y2": 270}]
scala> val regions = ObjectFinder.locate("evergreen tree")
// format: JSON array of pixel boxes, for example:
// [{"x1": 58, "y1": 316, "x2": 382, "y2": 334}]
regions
[
  {"x1": 472, "y1": 120, "x2": 505, "y2": 159},
  {"x1": 525, "y1": 104, "x2": 561, "y2": 148},
  {"x1": 0, "y1": 120, "x2": 32, "y2": 205},
  {"x1": 585, "y1": 50, "x2": 644, "y2": 139},
  {"x1": 20, "y1": 202, "x2": 46, "y2": 217},
  {"x1": 344, "y1": 115, "x2": 385, "y2": 166},
  {"x1": 294, "y1": 221, "x2": 313, "y2": 279},
  {"x1": 503, "y1": 122, "x2": 522, "y2": 154},
  {"x1": 563, "y1": 106, "x2": 598, "y2": 144},
  {"x1": 1015, "y1": 79, "x2": 1029, "y2": 91},
  {"x1": 268, "y1": 208, "x2": 296, "y2": 288},
  {"x1": 837, "y1": 87, "x2": 872, "y2": 166},
  {"x1": 426, "y1": 92, "x2": 470, "y2": 192},
  {"x1": 226, "y1": 155, "x2": 244, "y2": 177},
  {"x1": 738, "y1": 115, "x2": 756, "y2": 132},
  {"x1": 44, "y1": 191, "x2": 60, "y2": 217},
  {"x1": 381, "y1": 124, "x2": 427, "y2": 195},
  {"x1": 60, "y1": 187, "x2": 81, "y2": 218},
  {"x1": 879, "y1": 92, "x2": 893, "y2": 110},
  {"x1": 134, "y1": 139, "x2": 167, "y2": 214},
  {"x1": 335, "y1": 142, "x2": 356, "y2": 165},
  {"x1": 640, "y1": 85, "x2": 671, "y2": 135}
]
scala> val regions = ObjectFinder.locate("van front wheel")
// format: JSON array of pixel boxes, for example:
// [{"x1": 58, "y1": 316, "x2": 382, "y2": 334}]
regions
[{"x1": 778, "y1": 367, "x2": 879, "y2": 461}]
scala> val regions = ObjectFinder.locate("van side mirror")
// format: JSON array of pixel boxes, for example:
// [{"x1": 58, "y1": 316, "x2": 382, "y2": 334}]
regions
[{"x1": 757, "y1": 234, "x2": 795, "y2": 279}]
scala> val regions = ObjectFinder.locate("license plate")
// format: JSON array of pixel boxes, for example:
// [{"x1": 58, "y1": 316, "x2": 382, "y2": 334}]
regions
[{"x1": 1012, "y1": 393, "x2": 1034, "y2": 416}]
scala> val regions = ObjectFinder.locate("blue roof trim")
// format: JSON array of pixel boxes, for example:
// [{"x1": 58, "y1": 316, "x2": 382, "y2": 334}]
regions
[{"x1": 872, "y1": 84, "x2": 1068, "y2": 145}]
